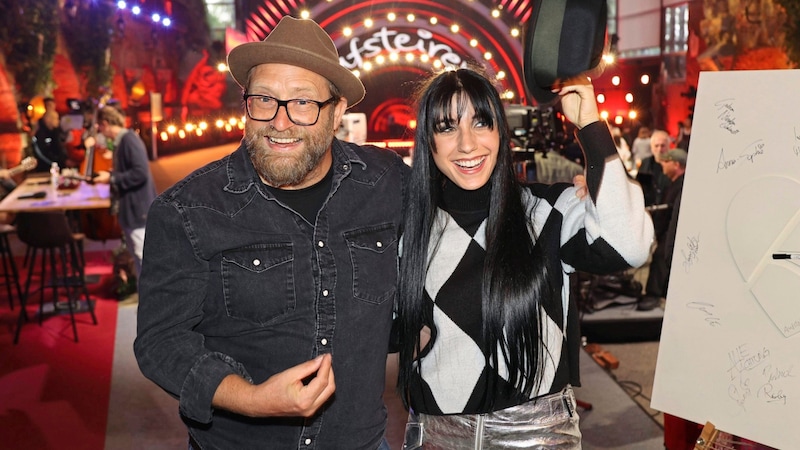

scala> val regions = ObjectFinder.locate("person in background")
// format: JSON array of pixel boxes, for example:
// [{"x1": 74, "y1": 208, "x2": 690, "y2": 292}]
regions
[
  {"x1": 631, "y1": 126, "x2": 652, "y2": 170},
  {"x1": 34, "y1": 97, "x2": 57, "y2": 133},
  {"x1": 638, "y1": 148, "x2": 687, "y2": 311},
  {"x1": 88, "y1": 105, "x2": 156, "y2": 278},
  {"x1": 396, "y1": 67, "x2": 653, "y2": 448},
  {"x1": 636, "y1": 129, "x2": 671, "y2": 207},
  {"x1": 611, "y1": 125, "x2": 633, "y2": 173},
  {"x1": 676, "y1": 116, "x2": 692, "y2": 152},
  {"x1": 133, "y1": 16, "x2": 408, "y2": 449},
  {"x1": 32, "y1": 109, "x2": 69, "y2": 172}
]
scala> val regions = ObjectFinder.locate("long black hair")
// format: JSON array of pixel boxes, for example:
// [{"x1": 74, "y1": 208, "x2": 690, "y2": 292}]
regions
[{"x1": 397, "y1": 67, "x2": 556, "y2": 409}]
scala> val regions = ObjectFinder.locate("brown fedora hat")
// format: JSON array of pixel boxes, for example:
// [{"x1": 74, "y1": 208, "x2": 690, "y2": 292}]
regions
[
  {"x1": 523, "y1": 0, "x2": 607, "y2": 105},
  {"x1": 227, "y1": 16, "x2": 365, "y2": 108}
]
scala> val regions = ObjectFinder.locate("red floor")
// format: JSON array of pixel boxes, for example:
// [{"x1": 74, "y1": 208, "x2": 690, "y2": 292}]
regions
[{"x1": 0, "y1": 251, "x2": 119, "y2": 450}]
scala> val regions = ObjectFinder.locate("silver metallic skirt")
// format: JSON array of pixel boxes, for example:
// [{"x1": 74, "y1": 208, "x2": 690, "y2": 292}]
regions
[{"x1": 403, "y1": 386, "x2": 581, "y2": 449}]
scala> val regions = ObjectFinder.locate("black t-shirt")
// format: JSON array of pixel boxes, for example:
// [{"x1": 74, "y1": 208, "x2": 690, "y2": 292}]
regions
[{"x1": 265, "y1": 165, "x2": 333, "y2": 224}]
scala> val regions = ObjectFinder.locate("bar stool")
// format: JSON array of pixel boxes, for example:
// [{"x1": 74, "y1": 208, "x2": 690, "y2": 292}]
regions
[
  {"x1": 14, "y1": 212, "x2": 97, "y2": 343},
  {"x1": 0, "y1": 223, "x2": 23, "y2": 310}
]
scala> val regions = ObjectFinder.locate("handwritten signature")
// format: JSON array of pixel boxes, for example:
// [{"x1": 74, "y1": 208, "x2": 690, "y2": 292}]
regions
[
  {"x1": 726, "y1": 344, "x2": 792, "y2": 411},
  {"x1": 681, "y1": 233, "x2": 700, "y2": 273},
  {"x1": 716, "y1": 140, "x2": 766, "y2": 173},
  {"x1": 715, "y1": 98, "x2": 740, "y2": 135},
  {"x1": 687, "y1": 301, "x2": 721, "y2": 327}
]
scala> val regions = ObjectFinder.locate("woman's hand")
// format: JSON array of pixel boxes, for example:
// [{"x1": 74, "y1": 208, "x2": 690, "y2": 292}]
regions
[{"x1": 552, "y1": 76, "x2": 600, "y2": 129}]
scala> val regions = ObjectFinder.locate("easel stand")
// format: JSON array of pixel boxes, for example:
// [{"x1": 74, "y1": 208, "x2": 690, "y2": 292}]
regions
[{"x1": 693, "y1": 422, "x2": 772, "y2": 450}]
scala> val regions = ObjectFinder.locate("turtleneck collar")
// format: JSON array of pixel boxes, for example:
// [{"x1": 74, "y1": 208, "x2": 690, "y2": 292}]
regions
[{"x1": 440, "y1": 180, "x2": 491, "y2": 214}]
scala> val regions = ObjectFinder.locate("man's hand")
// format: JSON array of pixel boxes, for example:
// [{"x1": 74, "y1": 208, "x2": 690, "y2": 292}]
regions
[
  {"x1": 213, "y1": 354, "x2": 336, "y2": 418},
  {"x1": 93, "y1": 170, "x2": 111, "y2": 184}
]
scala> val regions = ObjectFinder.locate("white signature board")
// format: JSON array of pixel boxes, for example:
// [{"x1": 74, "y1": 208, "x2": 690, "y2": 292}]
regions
[{"x1": 652, "y1": 69, "x2": 800, "y2": 450}]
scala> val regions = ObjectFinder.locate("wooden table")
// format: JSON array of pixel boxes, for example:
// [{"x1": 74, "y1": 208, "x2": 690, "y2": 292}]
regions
[
  {"x1": 0, "y1": 176, "x2": 110, "y2": 213},
  {"x1": 3, "y1": 175, "x2": 111, "y2": 343}
]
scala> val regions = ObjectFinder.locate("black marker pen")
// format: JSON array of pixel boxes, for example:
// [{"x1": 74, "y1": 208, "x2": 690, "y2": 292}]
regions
[{"x1": 772, "y1": 253, "x2": 800, "y2": 260}]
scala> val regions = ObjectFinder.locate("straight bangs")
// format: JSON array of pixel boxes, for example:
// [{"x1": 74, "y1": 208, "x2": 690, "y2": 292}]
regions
[{"x1": 426, "y1": 80, "x2": 500, "y2": 137}]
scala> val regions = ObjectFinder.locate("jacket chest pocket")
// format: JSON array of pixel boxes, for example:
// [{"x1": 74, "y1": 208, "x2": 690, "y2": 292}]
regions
[
  {"x1": 221, "y1": 244, "x2": 295, "y2": 325},
  {"x1": 344, "y1": 224, "x2": 398, "y2": 304}
]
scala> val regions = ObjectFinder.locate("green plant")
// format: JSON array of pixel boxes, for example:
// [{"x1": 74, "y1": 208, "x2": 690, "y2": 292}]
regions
[
  {"x1": 61, "y1": 0, "x2": 115, "y2": 98},
  {"x1": 0, "y1": 0, "x2": 59, "y2": 100},
  {"x1": 776, "y1": 0, "x2": 800, "y2": 66}
]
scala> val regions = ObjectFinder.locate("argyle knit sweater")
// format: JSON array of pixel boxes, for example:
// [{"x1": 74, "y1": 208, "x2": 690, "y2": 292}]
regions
[{"x1": 408, "y1": 122, "x2": 654, "y2": 415}]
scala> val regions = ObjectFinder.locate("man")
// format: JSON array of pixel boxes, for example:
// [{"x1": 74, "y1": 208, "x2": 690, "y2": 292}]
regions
[
  {"x1": 638, "y1": 148, "x2": 687, "y2": 311},
  {"x1": 89, "y1": 106, "x2": 157, "y2": 278},
  {"x1": 133, "y1": 17, "x2": 408, "y2": 449},
  {"x1": 635, "y1": 129, "x2": 671, "y2": 208},
  {"x1": 32, "y1": 109, "x2": 69, "y2": 172}
]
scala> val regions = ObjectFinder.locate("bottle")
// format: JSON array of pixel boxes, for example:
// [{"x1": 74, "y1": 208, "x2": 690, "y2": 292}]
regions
[{"x1": 50, "y1": 162, "x2": 60, "y2": 188}]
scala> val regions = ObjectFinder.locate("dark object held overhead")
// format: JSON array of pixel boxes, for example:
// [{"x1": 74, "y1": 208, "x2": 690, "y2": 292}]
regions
[{"x1": 523, "y1": 0, "x2": 608, "y2": 105}]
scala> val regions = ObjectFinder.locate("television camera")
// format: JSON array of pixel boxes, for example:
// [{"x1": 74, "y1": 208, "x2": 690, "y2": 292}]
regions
[{"x1": 504, "y1": 104, "x2": 567, "y2": 154}]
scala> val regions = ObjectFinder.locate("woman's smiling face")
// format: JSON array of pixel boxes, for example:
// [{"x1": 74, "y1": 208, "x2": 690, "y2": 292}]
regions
[{"x1": 431, "y1": 95, "x2": 499, "y2": 191}]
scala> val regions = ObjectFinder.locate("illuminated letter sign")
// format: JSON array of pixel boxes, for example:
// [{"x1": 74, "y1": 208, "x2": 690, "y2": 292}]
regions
[{"x1": 340, "y1": 26, "x2": 466, "y2": 69}]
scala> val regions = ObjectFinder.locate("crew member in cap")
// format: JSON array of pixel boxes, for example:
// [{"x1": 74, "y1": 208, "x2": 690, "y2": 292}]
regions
[
  {"x1": 134, "y1": 16, "x2": 408, "y2": 449},
  {"x1": 638, "y1": 148, "x2": 687, "y2": 311}
]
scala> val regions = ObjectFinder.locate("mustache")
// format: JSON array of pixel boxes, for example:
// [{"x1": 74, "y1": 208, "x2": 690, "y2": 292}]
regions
[{"x1": 248, "y1": 124, "x2": 299, "y2": 140}]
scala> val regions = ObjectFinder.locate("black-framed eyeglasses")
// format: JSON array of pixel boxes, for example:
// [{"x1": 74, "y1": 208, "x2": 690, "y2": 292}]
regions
[{"x1": 243, "y1": 94, "x2": 336, "y2": 126}]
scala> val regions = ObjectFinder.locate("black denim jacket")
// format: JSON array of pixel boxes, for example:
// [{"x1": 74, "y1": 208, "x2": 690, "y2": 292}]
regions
[{"x1": 134, "y1": 140, "x2": 408, "y2": 449}]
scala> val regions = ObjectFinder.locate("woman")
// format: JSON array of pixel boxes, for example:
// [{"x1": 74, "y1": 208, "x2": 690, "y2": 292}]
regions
[{"x1": 396, "y1": 68, "x2": 653, "y2": 448}]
